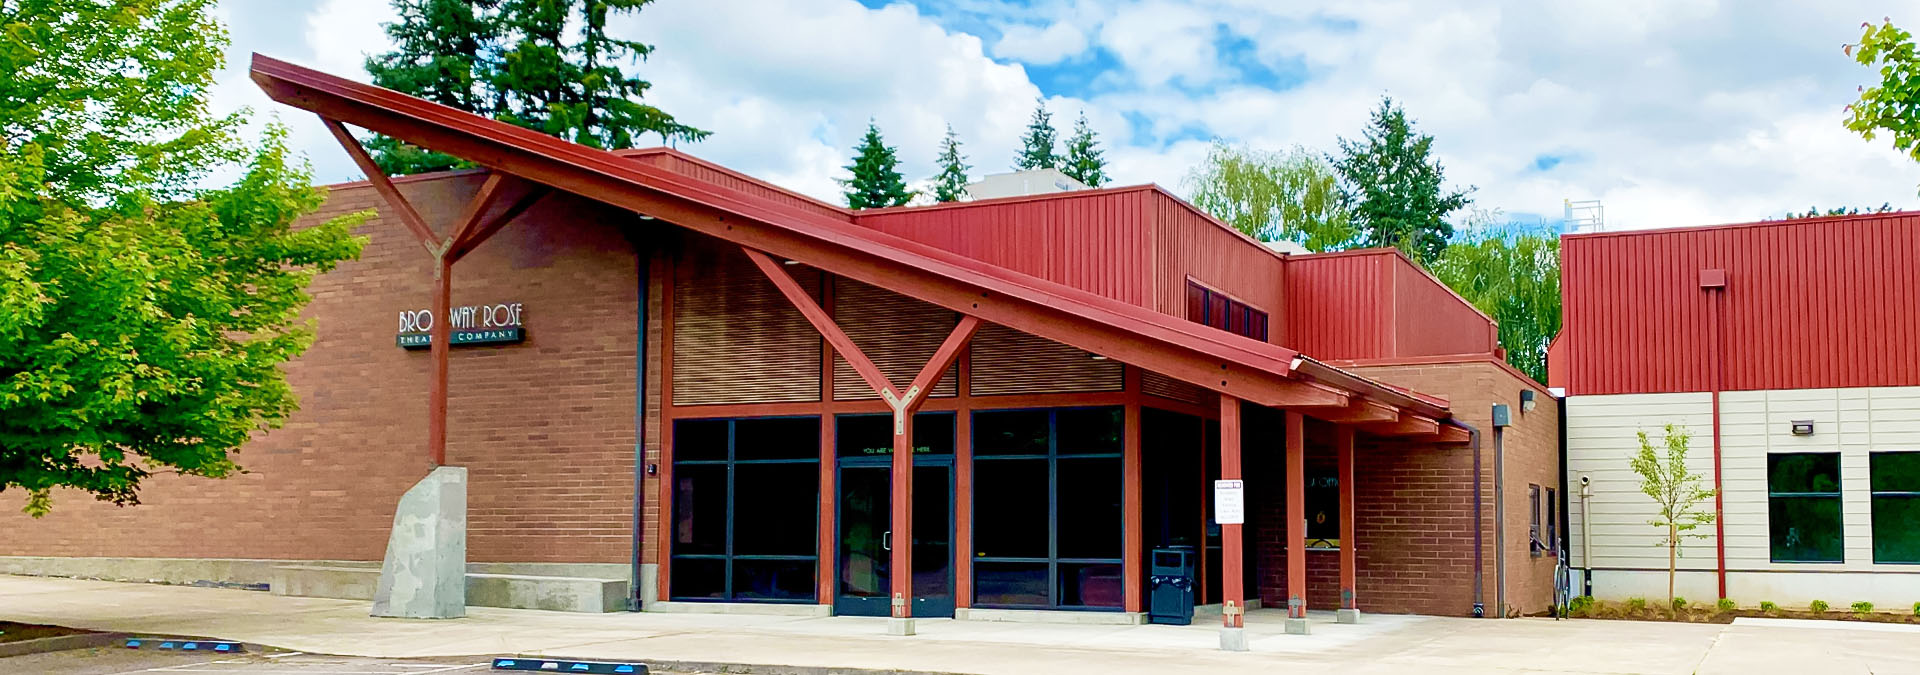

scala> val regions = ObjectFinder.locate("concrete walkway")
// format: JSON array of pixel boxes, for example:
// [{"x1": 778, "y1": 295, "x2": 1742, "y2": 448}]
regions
[{"x1": 5, "y1": 576, "x2": 1919, "y2": 674}]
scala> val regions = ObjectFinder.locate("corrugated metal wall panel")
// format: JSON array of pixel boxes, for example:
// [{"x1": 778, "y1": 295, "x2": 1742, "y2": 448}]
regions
[
  {"x1": 968, "y1": 323, "x2": 1124, "y2": 396},
  {"x1": 1560, "y1": 213, "x2": 1920, "y2": 395},
  {"x1": 1392, "y1": 258, "x2": 1497, "y2": 356},
  {"x1": 672, "y1": 237, "x2": 823, "y2": 405},
  {"x1": 853, "y1": 189, "x2": 1154, "y2": 307},
  {"x1": 1147, "y1": 192, "x2": 1288, "y2": 340},
  {"x1": 1283, "y1": 252, "x2": 1392, "y2": 359},
  {"x1": 831, "y1": 278, "x2": 959, "y2": 400}
]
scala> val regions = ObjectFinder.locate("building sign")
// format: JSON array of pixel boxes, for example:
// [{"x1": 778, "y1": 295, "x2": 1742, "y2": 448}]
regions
[
  {"x1": 396, "y1": 302, "x2": 525, "y2": 349},
  {"x1": 1213, "y1": 479, "x2": 1245, "y2": 525}
]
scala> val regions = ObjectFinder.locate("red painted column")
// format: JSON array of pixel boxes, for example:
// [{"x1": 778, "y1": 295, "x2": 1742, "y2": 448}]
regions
[
  {"x1": 1218, "y1": 396, "x2": 1244, "y2": 630},
  {"x1": 1337, "y1": 425, "x2": 1358, "y2": 614},
  {"x1": 1122, "y1": 369, "x2": 1144, "y2": 614},
  {"x1": 428, "y1": 255, "x2": 452, "y2": 467},
  {"x1": 890, "y1": 409, "x2": 915, "y2": 619},
  {"x1": 1286, "y1": 410, "x2": 1307, "y2": 621}
]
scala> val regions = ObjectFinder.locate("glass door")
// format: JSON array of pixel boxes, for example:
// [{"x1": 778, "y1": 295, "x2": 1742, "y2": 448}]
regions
[{"x1": 834, "y1": 460, "x2": 952, "y2": 617}]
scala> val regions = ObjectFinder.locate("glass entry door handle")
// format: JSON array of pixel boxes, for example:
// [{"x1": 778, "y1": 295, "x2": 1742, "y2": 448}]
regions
[{"x1": 883, "y1": 531, "x2": 891, "y2": 551}]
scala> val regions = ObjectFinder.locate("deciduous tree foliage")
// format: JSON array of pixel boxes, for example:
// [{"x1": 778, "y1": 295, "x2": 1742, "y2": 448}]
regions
[
  {"x1": 840, "y1": 121, "x2": 913, "y2": 209},
  {"x1": 1184, "y1": 142, "x2": 1355, "y2": 251},
  {"x1": 1332, "y1": 96, "x2": 1473, "y2": 265},
  {"x1": 1014, "y1": 100, "x2": 1060, "y2": 171},
  {"x1": 366, "y1": 0, "x2": 708, "y2": 175},
  {"x1": 931, "y1": 125, "x2": 970, "y2": 203},
  {"x1": 0, "y1": 0, "x2": 368, "y2": 515},
  {"x1": 1061, "y1": 111, "x2": 1108, "y2": 187},
  {"x1": 1431, "y1": 219, "x2": 1561, "y2": 383},
  {"x1": 1629, "y1": 424, "x2": 1718, "y2": 610},
  {"x1": 1846, "y1": 19, "x2": 1920, "y2": 193}
]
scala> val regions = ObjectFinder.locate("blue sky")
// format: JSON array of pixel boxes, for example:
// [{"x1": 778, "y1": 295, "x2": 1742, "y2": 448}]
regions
[{"x1": 213, "y1": 0, "x2": 1920, "y2": 230}]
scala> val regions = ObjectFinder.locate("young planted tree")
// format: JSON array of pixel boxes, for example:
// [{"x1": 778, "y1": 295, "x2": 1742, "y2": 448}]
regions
[
  {"x1": 1629, "y1": 424, "x2": 1718, "y2": 611},
  {"x1": 840, "y1": 121, "x2": 914, "y2": 209},
  {"x1": 1845, "y1": 20, "x2": 1920, "y2": 192},
  {"x1": 931, "y1": 125, "x2": 971, "y2": 203},
  {"x1": 1331, "y1": 96, "x2": 1473, "y2": 265},
  {"x1": 1061, "y1": 111, "x2": 1109, "y2": 187},
  {"x1": 0, "y1": 1, "x2": 369, "y2": 515},
  {"x1": 1184, "y1": 142, "x2": 1356, "y2": 250},
  {"x1": 1014, "y1": 100, "x2": 1061, "y2": 170}
]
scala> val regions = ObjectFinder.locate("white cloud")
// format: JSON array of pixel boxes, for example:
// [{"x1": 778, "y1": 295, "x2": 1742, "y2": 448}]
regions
[{"x1": 992, "y1": 22, "x2": 1087, "y2": 65}]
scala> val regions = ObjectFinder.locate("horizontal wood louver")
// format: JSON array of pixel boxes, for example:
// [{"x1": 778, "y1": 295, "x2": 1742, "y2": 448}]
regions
[
  {"x1": 832, "y1": 278, "x2": 959, "y2": 400},
  {"x1": 673, "y1": 243, "x2": 822, "y2": 405},
  {"x1": 969, "y1": 322, "x2": 1123, "y2": 396},
  {"x1": 1142, "y1": 369, "x2": 1207, "y2": 405}
]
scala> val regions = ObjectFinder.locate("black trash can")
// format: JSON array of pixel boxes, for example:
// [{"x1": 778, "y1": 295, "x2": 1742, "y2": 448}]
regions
[{"x1": 1147, "y1": 546, "x2": 1195, "y2": 625}]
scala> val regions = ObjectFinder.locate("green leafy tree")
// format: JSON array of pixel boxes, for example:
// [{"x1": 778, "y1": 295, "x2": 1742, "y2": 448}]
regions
[
  {"x1": 1783, "y1": 203, "x2": 1894, "y2": 219},
  {"x1": 931, "y1": 124, "x2": 970, "y2": 203},
  {"x1": 366, "y1": 0, "x2": 707, "y2": 174},
  {"x1": 1014, "y1": 99, "x2": 1060, "y2": 170},
  {"x1": 840, "y1": 121, "x2": 913, "y2": 209},
  {"x1": 0, "y1": 1, "x2": 370, "y2": 515},
  {"x1": 1629, "y1": 424, "x2": 1718, "y2": 612},
  {"x1": 1846, "y1": 20, "x2": 1920, "y2": 193},
  {"x1": 1061, "y1": 111, "x2": 1108, "y2": 187},
  {"x1": 364, "y1": 0, "x2": 501, "y2": 174},
  {"x1": 1431, "y1": 216, "x2": 1561, "y2": 383},
  {"x1": 1332, "y1": 96, "x2": 1473, "y2": 265},
  {"x1": 1184, "y1": 141, "x2": 1356, "y2": 251}
]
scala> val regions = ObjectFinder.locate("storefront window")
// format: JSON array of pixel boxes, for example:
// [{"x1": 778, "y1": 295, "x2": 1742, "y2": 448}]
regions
[
  {"x1": 671, "y1": 416, "x2": 820, "y2": 602},
  {"x1": 1871, "y1": 451, "x2": 1920, "y2": 564},
  {"x1": 1767, "y1": 453, "x2": 1843, "y2": 563},
  {"x1": 971, "y1": 407, "x2": 1124, "y2": 609}
]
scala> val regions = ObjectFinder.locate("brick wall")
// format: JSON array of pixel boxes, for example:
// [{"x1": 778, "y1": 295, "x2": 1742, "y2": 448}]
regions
[
  {"x1": 1249, "y1": 358, "x2": 1560, "y2": 617},
  {"x1": 0, "y1": 172, "x2": 643, "y2": 566}
]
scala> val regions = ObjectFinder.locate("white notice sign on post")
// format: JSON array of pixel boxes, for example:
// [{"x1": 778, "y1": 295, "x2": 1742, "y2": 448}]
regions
[{"x1": 1214, "y1": 479, "x2": 1245, "y2": 525}]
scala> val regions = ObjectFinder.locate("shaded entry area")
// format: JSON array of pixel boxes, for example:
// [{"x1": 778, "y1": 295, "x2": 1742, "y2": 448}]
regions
[{"x1": 835, "y1": 413, "x2": 954, "y2": 617}]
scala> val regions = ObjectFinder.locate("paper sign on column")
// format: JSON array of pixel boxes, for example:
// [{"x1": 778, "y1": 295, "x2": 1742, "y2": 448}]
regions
[{"x1": 1214, "y1": 479, "x2": 1245, "y2": 525}]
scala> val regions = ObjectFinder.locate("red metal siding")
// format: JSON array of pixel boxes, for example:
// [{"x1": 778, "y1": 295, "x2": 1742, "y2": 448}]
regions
[
  {"x1": 1393, "y1": 259, "x2": 1497, "y2": 357},
  {"x1": 853, "y1": 189, "x2": 1154, "y2": 307},
  {"x1": 1285, "y1": 249, "x2": 1495, "y2": 361},
  {"x1": 1559, "y1": 213, "x2": 1920, "y2": 395},
  {"x1": 1147, "y1": 191, "x2": 1287, "y2": 340}
]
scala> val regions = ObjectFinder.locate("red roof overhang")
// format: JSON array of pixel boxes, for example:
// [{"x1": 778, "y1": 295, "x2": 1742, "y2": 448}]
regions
[{"x1": 249, "y1": 54, "x2": 1450, "y2": 419}]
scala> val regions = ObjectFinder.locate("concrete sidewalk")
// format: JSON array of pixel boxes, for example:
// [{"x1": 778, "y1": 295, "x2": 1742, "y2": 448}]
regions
[{"x1": 5, "y1": 575, "x2": 1918, "y2": 674}]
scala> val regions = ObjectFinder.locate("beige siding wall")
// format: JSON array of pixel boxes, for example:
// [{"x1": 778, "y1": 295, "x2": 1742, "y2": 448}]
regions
[{"x1": 1566, "y1": 392, "x2": 1717, "y2": 571}]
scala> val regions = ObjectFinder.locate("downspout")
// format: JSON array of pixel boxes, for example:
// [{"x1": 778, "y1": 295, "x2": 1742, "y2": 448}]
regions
[
  {"x1": 1702, "y1": 269, "x2": 1728, "y2": 601},
  {"x1": 1494, "y1": 422, "x2": 1506, "y2": 618},
  {"x1": 1458, "y1": 420, "x2": 1485, "y2": 618},
  {"x1": 629, "y1": 234, "x2": 651, "y2": 612}
]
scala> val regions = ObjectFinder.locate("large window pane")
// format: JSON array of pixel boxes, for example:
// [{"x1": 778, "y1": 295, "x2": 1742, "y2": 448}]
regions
[
  {"x1": 913, "y1": 413, "x2": 955, "y2": 456},
  {"x1": 1873, "y1": 496, "x2": 1920, "y2": 564},
  {"x1": 734, "y1": 417, "x2": 820, "y2": 460},
  {"x1": 733, "y1": 463, "x2": 818, "y2": 556},
  {"x1": 974, "y1": 411, "x2": 1049, "y2": 455},
  {"x1": 1056, "y1": 457, "x2": 1122, "y2": 559},
  {"x1": 1769, "y1": 496, "x2": 1843, "y2": 563},
  {"x1": 1058, "y1": 562, "x2": 1123, "y2": 608},
  {"x1": 1871, "y1": 452, "x2": 1920, "y2": 492},
  {"x1": 974, "y1": 458, "x2": 1049, "y2": 557},
  {"x1": 1056, "y1": 407, "x2": 1122, "y2": 455},
  {"x1": 674, "y1": 419, "x2": 728, "y2": 461},
  {"x1": 673, "y1": 464, "x2": 727, "y2": 555},
  {"x1": 732, "y1": 559, "x2": 816, "y2": 601},
  {"x1": 1769, "y1": 453, "x2": 1841, "y2": 494},
  {"x1": 670, "y1": 557, "x2": 725, "y2": 600},
  {"x1": 974, "y1": 561, "x2": 1049, "y2": 607}
]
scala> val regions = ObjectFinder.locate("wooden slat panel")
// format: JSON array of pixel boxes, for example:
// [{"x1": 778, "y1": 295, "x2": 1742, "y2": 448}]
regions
[
  {"x1": 1142, "y1": 369, "x2": 1207, "y2": 405},
  {"x1": 673, "y1": 240, "x2": 822, "y2": 405},
  {"x1": 969, "y1": 323, "x2": 1123, "y2": 396},
  {"x1": 832, "y1": 278, "x2": 959, "y2": 400}
]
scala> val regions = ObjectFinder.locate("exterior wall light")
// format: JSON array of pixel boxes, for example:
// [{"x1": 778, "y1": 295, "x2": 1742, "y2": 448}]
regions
[
  {"x1": 1087, "y1": 352, "x2": 1109, "y2": 361},
  {"x1": 1792, "y1": 420, "x2": 1815, "y2": 436},
  {"x1": 1520, "y1": 389, "x2": 1537, "y2": 413}
]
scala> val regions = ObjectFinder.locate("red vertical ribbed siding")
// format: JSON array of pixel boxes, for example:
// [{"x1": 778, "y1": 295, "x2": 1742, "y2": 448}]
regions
[
  {"x1": 1284, "y1": 249, "x2": 1497, "y2": 360},
  {"x1": 1145, "y1": 191, "x2": 1287, "y2": 340},
  {"x1": 1560, "y1": 213, "x2": 1920, "y2": 395}
]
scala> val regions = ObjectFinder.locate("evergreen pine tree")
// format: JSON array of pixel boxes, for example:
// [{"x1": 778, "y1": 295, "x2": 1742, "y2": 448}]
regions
[
  {"x1": 1061, "y1": 111, "x2": 1108, "y2": 187},
  {"x1": 364, "y1": 0, "x2": 501, "y2": 174},
  {"x1": 1331, "y1": 96, "x2": 1473, "y2": 265},
  {"x1": 839, "y1": 121, "x2": 914, "y2": 209},
  {"x1": 1014, "y1": 99, "x2": 1060, "y2": 170},
  {"x1": 931, "y1": 125, "x2": 971, "y2": 202}
]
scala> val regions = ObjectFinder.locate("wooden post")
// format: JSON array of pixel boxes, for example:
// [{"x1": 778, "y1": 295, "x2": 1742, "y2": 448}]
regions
[
  {"x1": 890, "y1": 408, "x2": 915, "y2": 619},
  {"x1": 1218, "y1": 396, "x2": 1244, "y2": 630},
  {"x1": 1285, "y1": 410, "x2": 1308, "y2": 633},
  {"x1": 1122, "y1": 368, "x2": 1144, "y2": 614},
  {"x1": 427, "y1": 255, "x2": 452, "y2": 467},
  {"x1": 1337, "y1": 425, "x2": 1359, "y2": 621}
]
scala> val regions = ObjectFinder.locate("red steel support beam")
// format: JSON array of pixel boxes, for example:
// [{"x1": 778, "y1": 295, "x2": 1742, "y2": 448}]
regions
[
  {"x1": 322, "y1": 118, "x2": 439, "y2": 255},
  {"x1": 891, "y1": 410, "x2": 915, "y2": 618},
  {"x1": 1286, "y1": 410, "x2": 1307, "y2": 621},
  {"x1": 1122, "y1": 367, "x2": 1144, "y2": 614},
  {"x1": 1319, "y1": 398, "x2": 1399, "y2": 425},
  {"x1": 743, "y1": 247, "x2": 898, "y2": 400},
  {"x1": 1219, "y1": 396, "x2": 1245, "y2": 630},
  {"x1": 1337, "y1": 425, "x2": 1357, "y2": 613},
  {"x1": 427, "y1": 256, "x2": 452, "y2": 466}
]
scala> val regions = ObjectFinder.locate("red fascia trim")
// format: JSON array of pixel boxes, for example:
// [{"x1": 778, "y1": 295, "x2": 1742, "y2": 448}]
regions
[
  {"x1": 616, "y1": 147, "x2": 854, "y2": 217},
  {"x1": 1326, "y1": 353, "x2": 1554, "y2": 398}
]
